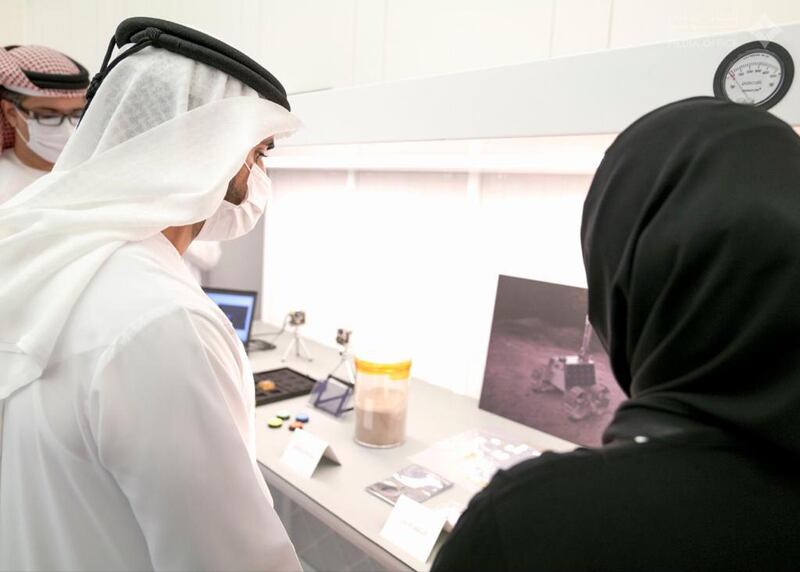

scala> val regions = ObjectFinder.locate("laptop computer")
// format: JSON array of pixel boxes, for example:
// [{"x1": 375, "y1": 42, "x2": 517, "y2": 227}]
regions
[{"x1": 203, "y1": 287, "x2": 275, "y2": 353}]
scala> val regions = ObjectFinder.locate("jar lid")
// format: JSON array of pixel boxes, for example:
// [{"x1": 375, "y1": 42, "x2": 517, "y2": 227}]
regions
[{"x1": 354, "y1": 357, "x2": 412, "y2": 380}]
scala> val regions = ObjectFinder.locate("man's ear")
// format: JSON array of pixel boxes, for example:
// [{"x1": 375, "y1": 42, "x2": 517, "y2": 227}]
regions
[{"x1": 0, "y1": 100, "x2": 19, "y2": 128}]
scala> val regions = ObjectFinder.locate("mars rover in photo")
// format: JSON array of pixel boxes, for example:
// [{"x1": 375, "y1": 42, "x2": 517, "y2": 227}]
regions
[{"x1": 531, "y1": 317, "x2": 611, "y2": 421}]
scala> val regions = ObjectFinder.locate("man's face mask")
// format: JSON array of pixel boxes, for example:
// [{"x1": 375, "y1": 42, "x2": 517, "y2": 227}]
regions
[
  {"x1": 14, "y1": 106, "x2": 78, "y2": 164},
  {"x1": 196, "y1": 161, "x2": 271, "y2": 241}
]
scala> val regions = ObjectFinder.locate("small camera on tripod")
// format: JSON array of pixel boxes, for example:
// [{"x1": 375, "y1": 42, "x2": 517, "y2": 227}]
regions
[
  {"x1": 336, "y1": 328, "x2": 352, "y2": 347},
  {"x1": 280, "y1": 310, "x2": 312, "y2": 362},
  {"x1": 310, "y1": 327, "x2": 356, "y2": 415}
]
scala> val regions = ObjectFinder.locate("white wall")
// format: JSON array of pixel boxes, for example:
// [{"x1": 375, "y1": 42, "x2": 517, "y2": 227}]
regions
[
  {"x1": 262, "y1": 166, "x2": 592, "y2": 396},
  {"x1": 4, "y1": 1, "x2": 800, "y2": 92}
]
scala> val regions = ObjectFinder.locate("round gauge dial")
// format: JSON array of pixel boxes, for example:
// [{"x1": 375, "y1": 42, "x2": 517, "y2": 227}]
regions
[{"x1": 714, "y1": 41, "x2": 794, "y2": 110}]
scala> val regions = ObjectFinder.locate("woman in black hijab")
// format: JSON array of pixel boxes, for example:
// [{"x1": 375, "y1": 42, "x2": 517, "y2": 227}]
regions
[{"x1": 432, "y1": 97, "x2": 800, "y2": 571}]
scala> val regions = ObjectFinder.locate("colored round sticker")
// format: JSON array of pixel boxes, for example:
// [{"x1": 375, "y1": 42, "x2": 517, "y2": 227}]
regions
[
  {"x1": 268, "y1": 417, "x2": 283, "y2": 429},
  {"x1": 289, "y1": 421, "x2": 304, "y2": 431},
  {"x1": 295, "y1": 413, "x2": 310, "y2": 423},
  {"x1": 276, "y1": 411, "x2": 291, "y2": 420}
]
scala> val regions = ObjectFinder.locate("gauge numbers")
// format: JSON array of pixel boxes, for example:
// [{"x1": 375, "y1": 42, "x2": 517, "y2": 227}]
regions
[{"x1": 714, "y1": 42, "x2": 794, "y2": 110}]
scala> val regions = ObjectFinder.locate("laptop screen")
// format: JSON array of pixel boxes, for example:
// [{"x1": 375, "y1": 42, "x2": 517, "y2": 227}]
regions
[{"x1": 203, "y1": 288, "x2": 257, "y2": 345}]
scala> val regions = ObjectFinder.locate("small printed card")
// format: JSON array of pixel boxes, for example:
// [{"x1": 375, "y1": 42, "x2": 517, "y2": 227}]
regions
[
  {"x1": 366, "y1": 464, "x2": 452, "y2": 505},
  {"x1": 380, "y1": 494, "x2": 448, "y2": 563},
  {"x1": 280, "y1": 429, "x2": 340, "y2": 478}
]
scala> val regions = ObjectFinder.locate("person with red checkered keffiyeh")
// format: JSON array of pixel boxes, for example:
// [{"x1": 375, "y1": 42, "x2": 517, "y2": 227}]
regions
[{"x1": 0, "y1": 44, "x2": 89, "y2": 204}]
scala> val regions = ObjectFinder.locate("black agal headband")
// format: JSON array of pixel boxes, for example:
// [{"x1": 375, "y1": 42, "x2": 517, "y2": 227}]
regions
[{"x1": 83, "y1": 17, "x2": 290, "y2": 117}]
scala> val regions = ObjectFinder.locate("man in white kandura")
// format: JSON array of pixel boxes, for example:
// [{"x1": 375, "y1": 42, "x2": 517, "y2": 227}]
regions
[
  {"x1": 0, "y1": 45, "x2": 88, "y2": 204},
  {"x1": 0, "y1": 18, "x2": 301, "y2": 572}
]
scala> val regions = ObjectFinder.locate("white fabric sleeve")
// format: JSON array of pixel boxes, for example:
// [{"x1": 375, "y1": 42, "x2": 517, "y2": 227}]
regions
[{"x1": 87, "y1": 306, "x2": 300, "y2": 572}]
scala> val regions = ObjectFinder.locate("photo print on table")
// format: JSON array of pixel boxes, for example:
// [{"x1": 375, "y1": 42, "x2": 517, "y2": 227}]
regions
[{"x1": 366, "y1": 464, "x2": 453, "y2": 505}]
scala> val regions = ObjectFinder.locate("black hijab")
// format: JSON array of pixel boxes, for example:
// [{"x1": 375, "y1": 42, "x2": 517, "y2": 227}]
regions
[{"x1": 582, "y1": 97, "x2": 800, "y2": 454}]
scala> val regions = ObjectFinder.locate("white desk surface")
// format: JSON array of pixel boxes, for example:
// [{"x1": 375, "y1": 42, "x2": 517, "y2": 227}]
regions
[{"x1": 250, "y1": 321, "x2": 576, "y2": 571}]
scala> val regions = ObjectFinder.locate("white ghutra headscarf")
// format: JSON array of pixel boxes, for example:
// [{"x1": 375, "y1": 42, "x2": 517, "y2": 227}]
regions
[{"x1": 0, "y1": 47, "x2": 300, "y2": 443}]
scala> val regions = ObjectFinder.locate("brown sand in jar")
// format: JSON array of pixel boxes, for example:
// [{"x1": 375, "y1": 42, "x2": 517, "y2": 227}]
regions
[{"x1": 354, "y1": 387, "x2": 407, "y2": 448}]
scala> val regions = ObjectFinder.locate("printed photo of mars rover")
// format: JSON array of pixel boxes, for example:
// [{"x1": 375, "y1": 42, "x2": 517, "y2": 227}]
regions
[
  {"x1": 479, "y1": 275, "x2": 627, "y2": 447},
  {"x1": 531, "y1": 317, "x2": 611, "y2": 422}
]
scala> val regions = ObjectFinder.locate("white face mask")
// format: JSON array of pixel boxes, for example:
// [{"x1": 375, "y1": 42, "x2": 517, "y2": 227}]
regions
[
  {"x1": 196, "y1": 162, "x2": 271, "y2": 241},
  {"x1": 15, "y1": 113, "x2": 75, "y2": 164}
]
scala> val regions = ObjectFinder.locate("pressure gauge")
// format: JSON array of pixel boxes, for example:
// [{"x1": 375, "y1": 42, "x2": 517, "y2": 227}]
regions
[{"x1": 714, "y1": 41, "x2": 794, "y2": 109}]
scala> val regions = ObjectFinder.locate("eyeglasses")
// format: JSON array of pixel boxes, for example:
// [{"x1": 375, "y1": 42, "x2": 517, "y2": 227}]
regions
[
  {"x1": 253, "y1": 140, "x2": 275, "y2": 169},
  {"x1": 15, "y1": 105, "x2": 83, "y2": 127}
]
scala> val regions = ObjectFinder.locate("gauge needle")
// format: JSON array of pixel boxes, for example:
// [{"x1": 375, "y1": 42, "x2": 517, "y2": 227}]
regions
[{"x1": 729, "y1": 71, "x2": 754, "y2": 104}]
